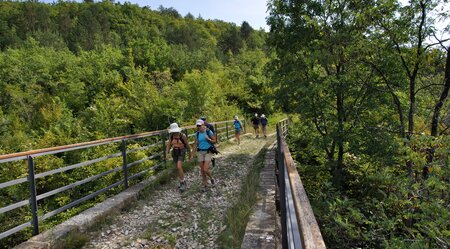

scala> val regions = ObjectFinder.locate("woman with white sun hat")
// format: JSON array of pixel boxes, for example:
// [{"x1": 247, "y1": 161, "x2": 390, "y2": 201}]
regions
[{"x1": 165, "y1": 123, "x2": 191, "y2": 192}]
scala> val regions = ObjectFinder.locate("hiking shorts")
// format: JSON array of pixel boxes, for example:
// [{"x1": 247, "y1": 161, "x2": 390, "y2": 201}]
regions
[
  {"x1": 172, "y1": 148, "x2": 186, "y2": 162},
  {"x1": 235, "y1": 129, "x2": 241, "y2": 135},
  {"x1": 253, "y1": 124, "x2": 259, "y2": 129},
  {"x1": 197, "y1": 151, "x2": 212, "y2": 162}
]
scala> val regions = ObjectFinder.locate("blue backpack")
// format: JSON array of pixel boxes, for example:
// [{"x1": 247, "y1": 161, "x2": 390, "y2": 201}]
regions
[{"x1": 233, "y1": 120, "x2": 242, "y2": 130}]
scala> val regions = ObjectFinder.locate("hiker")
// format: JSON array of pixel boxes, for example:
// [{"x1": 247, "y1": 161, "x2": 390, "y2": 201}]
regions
[
  {"x1": 251, "y1": 113, "x2": 260, "y2": 138},
  {"x1": 201, "y1": 116, "x2": 217, "y2": 167},
  {"x1": 260, "y1": 114, "x2": 268, "y2": 138},
  {"x1": 233, "y1": 116, "x2": 242, "y2": 145},
  {"x1": 201, "y1": 116, "x2": 215, "y2": 135},
  {"x1": 193, "y1": 119, "x2": 216, "y2": 192},
  {"x1": 165, "y1": 123, "x2": 191, "y2": 192}
]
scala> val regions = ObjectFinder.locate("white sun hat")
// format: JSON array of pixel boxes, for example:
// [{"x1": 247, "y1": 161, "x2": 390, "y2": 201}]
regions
[
  {"x1": 168, "y1": 123, "x2": 182, "y2": 133},
  {"x1": 261, "y1": 114, "x2": 266, "y2": 118},
  {"x1": 196, "y1": 119, "x2": 204, "y2": 126}
]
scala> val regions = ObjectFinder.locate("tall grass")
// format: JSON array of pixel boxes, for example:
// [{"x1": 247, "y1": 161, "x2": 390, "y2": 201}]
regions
[{"x1": 216, "y1": 146, "x2": 269, "y2": 248}]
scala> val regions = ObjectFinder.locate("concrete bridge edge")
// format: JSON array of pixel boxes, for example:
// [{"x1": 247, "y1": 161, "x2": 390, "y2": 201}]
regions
[{"x1": 13, "y1": 174, "x2": 160, "y2": 249}]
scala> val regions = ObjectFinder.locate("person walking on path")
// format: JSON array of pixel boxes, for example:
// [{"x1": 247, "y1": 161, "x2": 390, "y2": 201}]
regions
[
  {"x1": 251, "y1": 113, "x2": 260, "y2": 138},
  {"x1": 192, "y1": 119, "x2": 216, "y2": 192},
  {"x1": 165, "y1": 123, "x2": 191, "y2": 192},
  {"x1": 201, "y1": 116, "x2": 217, "y2": 167},
  {"x1": 200, "y1": 116, "x2": 215, "y2": 136},
  {"x1": 233, "y1": 116, "x2": 242, "y2": 145},
  {"x1": 260, "y1": 114, "x2": 268, "y2": 138}
]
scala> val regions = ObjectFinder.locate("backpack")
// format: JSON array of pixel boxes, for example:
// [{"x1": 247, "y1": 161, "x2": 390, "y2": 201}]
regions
[
  {"x1": 205, "y1": 122, "x2": 215, "y2": 134},
  {"x1": 170, "y1": 133, "x2": 188, "y2": 148},
  {"x1": 233, "y1": 120, "x2": 242, "y2": 129}
]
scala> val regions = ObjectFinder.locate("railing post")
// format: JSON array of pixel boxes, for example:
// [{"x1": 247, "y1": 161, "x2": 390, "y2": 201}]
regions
[
  {"x1": 27, "y1": 155, "x2": 39, "y2": 236},
  {"x1": 161, "y1": 131, "x2": 167, "y2": 162},
  {"x1": 243, "y1": 119, "x2": 246, "y2": 134},
  {"x1": 121, "y1": 140, "x2": 129, "y2": 189},
  {"x1": 214, "y1": 124, "x2": 218, "y2": 143},
  {"x1": 184, "y1": 127, "x2": 188, "y2": 138},
  {"x1": 225, "y1": 122, "x2": 229, "y2": 140},
  {"x1": 277, "y1": 124, "x2": 288, "y2": 249}
]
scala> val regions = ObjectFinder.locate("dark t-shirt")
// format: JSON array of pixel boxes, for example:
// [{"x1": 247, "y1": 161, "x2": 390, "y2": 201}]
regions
[
  {"x1": 261, "y1": 117, "x2": 268, "y2": 126},
  {"x1": 251, "y1": 117, "x2": 260, "y2": 125}
]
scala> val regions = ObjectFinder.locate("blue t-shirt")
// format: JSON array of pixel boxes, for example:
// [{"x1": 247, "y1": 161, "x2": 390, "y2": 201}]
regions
[
  {"x1": 196, "y1": 130, "x2": 214, "y2": 150},
  {"x1": 233, "y1": 120, "x2": 242, "y2": 130}
]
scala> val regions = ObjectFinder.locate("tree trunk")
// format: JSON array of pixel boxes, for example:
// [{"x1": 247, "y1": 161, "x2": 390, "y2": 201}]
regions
[
  {"x1": 431, "y1": 47, "x2": 450, "y2": 137},
  {"x1": 408, "y1": 78, "x2": 416, "y2": 139},
  {"x1": 426, "y1": 46, "x2": 450, "y2": 168},
  {"x1": 334, "y1": 84, "x2": 345, "y2": 188},
  {"x1": 391, "y1": 92, "x2": 406, "y2": 138}
]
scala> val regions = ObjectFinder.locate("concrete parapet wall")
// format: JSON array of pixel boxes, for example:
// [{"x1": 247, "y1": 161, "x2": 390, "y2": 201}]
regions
[{"x1": 13, "y1": 175, "x2": 159, "y2": 249}]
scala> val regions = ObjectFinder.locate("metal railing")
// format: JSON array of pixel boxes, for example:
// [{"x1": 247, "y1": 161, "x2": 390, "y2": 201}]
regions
[
  {"x1": 276, "y1": 119, "x2": 326, "y2": 249},
  {"x1": 0, "y1": 119, "x2": 244, "y2": 242}
]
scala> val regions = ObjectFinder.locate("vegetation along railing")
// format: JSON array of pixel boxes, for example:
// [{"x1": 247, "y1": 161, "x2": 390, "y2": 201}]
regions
[
  {"x1": 276, "y1": 118, "x2": 326, "y2": 249},
  {"x1": 0, "y1": 119, "x2": 245, "y2": 242}
]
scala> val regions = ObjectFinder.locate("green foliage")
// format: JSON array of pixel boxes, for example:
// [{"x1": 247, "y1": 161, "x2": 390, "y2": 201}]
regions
[
  {"x1": 0, "y1": 2, "x2": 272, "y2": 247},
  {"x1": 217, "y1": 147, "x2": 268, "y2": 248},
  {"x1": 268, "y1": 1, "x2": 449, "y2": 246},
  {"x1": 289, "y1": 118, "x2": 450, "y2": 248}
]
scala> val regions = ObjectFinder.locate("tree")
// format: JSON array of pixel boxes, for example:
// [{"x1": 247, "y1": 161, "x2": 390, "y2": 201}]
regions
[
  {"x1": 431, "y1": 45, "x2": 450, "y2": 137},
  {"x1": 240, "y1": 21, "x2": 253, "y2": 40},
  {"x1": 218, "y1": 25, "x2": 243, "y2": 54},
  {"x1": 268, "y1": 0, "x2": 384, "y2": 186},
  {"x1": 157, "y1": 5, "x2": 181, "y2": 19}
]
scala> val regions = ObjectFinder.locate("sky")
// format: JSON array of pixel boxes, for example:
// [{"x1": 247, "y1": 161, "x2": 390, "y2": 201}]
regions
[
  {"x1": 128, "y1": 0, "x2": 270, "y2": 30},
  {"x1": 45, "y1": 0, "x2": 269, "y2": 31}
]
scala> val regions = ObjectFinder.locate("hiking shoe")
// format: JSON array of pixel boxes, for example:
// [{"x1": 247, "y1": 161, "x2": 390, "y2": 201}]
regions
[
  {"x1": 201, "y1": 186, "x2": 208, "y2": 192},
  {"x1": 178, "y1": 180, "x2": 187, "y2": 192},
  {"x1": 210, "y1": 178, "x2": 216, "y2": 187}
]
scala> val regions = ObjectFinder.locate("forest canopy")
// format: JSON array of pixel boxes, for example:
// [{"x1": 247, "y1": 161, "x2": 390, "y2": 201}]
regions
[{"x1": 0, "y1": 0, "x2": 449, "y2": 248}]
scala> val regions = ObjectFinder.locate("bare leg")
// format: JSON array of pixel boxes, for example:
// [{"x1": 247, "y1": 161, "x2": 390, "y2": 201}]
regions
[
  {"x1": 200, "y1": 161, "x2": 207, "y2": 186},
  {"x1": 176, "y1": 160, "x2": 184, "y2": 181},
  {"x1": 204, "y1": 161, "x2": 212, "y2": 178}
]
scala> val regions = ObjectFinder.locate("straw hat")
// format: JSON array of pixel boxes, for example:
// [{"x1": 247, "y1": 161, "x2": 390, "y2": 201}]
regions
[{"x1": 168, "y1": 123, "x2": 182, "y2": 133}]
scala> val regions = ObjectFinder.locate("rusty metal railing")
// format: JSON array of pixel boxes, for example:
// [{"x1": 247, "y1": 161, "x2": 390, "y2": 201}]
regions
[
  {"x1": 0, "y1": 119, "x2": 243, "y2": 243},
  {"x1": 276, "y1": 118, "x2": 326, "y2": 249}
]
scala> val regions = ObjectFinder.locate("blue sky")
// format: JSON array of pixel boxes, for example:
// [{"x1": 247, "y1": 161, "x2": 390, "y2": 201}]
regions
[
  {"x1": 140, "y1": 0, "x2": 269, "y2": 30},
  {"x1": 41, "y1": 0, "x2": 270, "y2": 31}
]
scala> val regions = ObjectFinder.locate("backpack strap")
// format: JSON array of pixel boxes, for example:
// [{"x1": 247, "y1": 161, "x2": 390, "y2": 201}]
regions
[
  {"x1": 195, "y1": 130, "x2": 212, "y2": 145},
  {"x1": 170, "y1": 132, "x2": 187, "y2": 148}
]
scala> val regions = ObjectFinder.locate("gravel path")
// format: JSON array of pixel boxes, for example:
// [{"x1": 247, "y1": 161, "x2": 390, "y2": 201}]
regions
[{"x1": 83, "y1": 134, "x2": 274, "y2": 249}]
